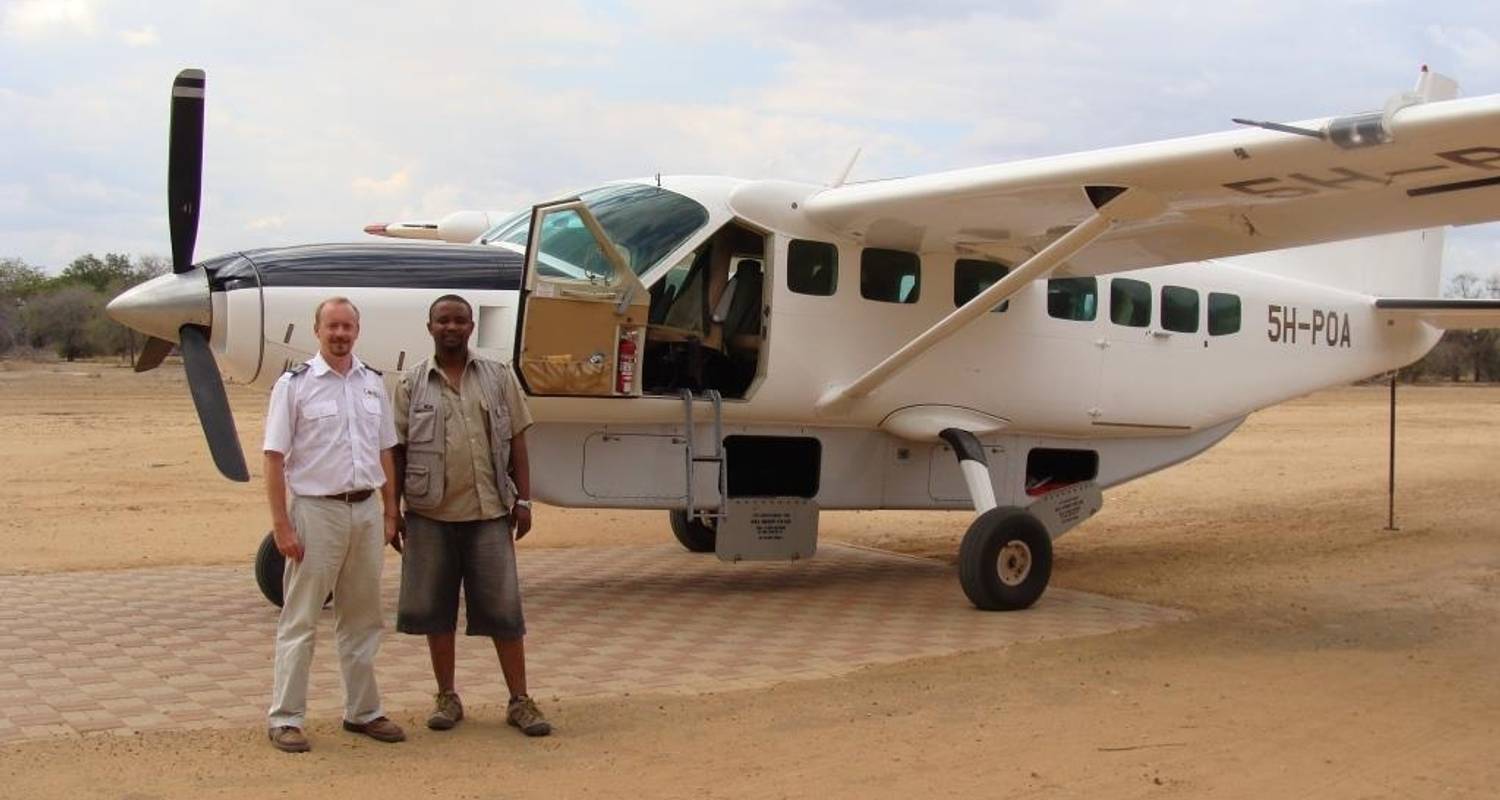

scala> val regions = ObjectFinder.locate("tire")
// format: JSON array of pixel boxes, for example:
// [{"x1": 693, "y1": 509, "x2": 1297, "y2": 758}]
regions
[
  {"x1": 669, "y1": 509, "x2": 717, "y2": 553},
  {"x1": 255, "y1": 531, "x2": 286, "y2": 607},
  {"x1": 958, "y1": 506, "x2": 1053, "y2": 611}
]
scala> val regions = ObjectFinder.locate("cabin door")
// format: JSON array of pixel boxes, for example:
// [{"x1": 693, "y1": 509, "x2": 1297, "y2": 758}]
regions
[{"x1": 514, "y1": 199, "x2": 650, "y2": 397}]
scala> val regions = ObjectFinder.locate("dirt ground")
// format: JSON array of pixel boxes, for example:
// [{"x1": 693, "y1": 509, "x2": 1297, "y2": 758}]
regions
[{"x1": 1, "y1": 360, "x2": 1498, "y2": 798}]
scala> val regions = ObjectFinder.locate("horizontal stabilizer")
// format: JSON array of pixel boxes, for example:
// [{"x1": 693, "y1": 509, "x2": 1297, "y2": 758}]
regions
[{"x1": 1374, "y1": 298, "x2": 1500, "y2": 329}]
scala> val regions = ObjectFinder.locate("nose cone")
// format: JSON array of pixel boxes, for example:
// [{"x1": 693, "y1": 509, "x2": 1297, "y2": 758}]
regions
[{"x1": 106, "y1": 268, "x2": 213, "y2": 343}]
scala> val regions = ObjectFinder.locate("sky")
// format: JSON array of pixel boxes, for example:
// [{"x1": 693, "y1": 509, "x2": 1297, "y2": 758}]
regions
[{"x1": 3, "y1": 0, "x2": 1500, "y2": 280}]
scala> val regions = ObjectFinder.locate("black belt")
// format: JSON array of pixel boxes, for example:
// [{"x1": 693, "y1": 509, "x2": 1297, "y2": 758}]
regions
[{"x1": 322, "y1": 489, "x2": 374, "y2": 503}]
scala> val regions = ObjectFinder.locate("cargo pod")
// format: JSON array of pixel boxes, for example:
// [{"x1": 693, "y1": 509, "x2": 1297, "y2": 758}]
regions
[{"x1": 515, "y1": 199, "x2": 651, "y2": 397}]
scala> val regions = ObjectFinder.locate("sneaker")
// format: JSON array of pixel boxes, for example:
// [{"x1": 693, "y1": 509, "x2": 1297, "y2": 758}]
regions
[
  {"x1": 506, "y1": 695, "x2": 552, "y2": 737},
  {"x1": 342, "y1": 716, "x2": 407, "y2": 743},
  {"x1": 268, "y1": 725, "x2": 310, "y2": 753},
  {"x1": 427, "y1": 690, "x2": 465, "y2": 731}
]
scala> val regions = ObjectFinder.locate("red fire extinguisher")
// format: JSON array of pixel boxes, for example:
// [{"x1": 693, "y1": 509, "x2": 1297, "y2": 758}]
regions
[{"x1": 616, "y1": 328, "x2": 636, "y2": 394}]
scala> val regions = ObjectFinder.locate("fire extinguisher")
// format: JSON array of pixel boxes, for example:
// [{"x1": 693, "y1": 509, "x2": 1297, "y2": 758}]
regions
[{"x1": 616, "y1": 328, "x2": 636, "y2": 394}]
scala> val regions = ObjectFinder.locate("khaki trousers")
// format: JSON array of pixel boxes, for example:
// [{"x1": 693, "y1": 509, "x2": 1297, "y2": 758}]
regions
[{"x1": 267, "y1": 495, "x2": 386, "y2": 729}]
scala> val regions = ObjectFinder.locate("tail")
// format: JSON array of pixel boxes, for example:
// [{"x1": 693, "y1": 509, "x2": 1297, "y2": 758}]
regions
[{"x1": 1222, "y1": 227, "x2": 1445, "y2": 298}]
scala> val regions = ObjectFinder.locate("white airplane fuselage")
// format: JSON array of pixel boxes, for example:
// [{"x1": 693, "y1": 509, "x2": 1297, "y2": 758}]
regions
[{"x1": 197, "y1": 176, "x2": 1440, "y2": 515}]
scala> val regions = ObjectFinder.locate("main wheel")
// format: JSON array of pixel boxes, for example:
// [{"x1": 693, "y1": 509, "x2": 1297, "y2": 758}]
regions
[
  {"x1": 669, "y1": 509, "x2": 717, "y2": 553},
  {"x1": 958, "y1": 507, "x2": 1053, "y2": 611},
  {"x1": 255, "y1": 531, "x2": 287, "y2": 607}
]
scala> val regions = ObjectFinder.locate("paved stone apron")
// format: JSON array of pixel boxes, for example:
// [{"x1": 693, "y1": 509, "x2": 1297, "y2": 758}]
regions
[{"x1": 0, "y1": 544, "x2": 1188, "y2": 742}]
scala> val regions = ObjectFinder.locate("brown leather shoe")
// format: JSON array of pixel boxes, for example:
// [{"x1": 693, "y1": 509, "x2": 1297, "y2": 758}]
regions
[
  {"x1": 268, "y1": 725, "x2": 310, "y2": 753},
  {"x1": 342, "y1": 716, "x2": 406, "y2": 743}
]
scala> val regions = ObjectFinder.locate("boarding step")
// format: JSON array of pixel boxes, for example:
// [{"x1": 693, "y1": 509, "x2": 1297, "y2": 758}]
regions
[{"x1": 680, "y1": 388, "x2": 727, "y2": 525}]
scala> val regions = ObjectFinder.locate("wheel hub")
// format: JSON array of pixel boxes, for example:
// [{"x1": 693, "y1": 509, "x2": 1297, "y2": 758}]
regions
[{"x1": 996, "y1": 540, "x2": 1032, "y2": 586}]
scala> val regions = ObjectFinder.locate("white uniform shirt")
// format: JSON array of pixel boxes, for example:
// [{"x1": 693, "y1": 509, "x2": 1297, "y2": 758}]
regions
[{"x1": 263, "y1": 353, "x2": 398, "y2": 497}]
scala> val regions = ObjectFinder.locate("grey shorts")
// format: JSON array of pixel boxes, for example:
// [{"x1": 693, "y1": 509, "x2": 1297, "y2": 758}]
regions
[{"x1": 396, "y1": 512, "x2": 526, "y2": 639}]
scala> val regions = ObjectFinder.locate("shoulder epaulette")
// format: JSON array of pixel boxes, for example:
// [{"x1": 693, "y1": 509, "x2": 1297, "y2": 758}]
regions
[
  {"x1": 365, "y1": 365, "x2": 384, "y2": 376},
  {"x1": 286, "y1": 362, "x2": 310, "y2": 377}
]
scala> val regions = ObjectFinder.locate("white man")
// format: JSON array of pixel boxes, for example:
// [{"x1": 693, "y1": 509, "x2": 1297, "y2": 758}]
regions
[
  {"x1": 263, "y1": 296, "x2": 406, "y2": 753},
  {"x1": 393, "y1": 294, "x2": 551, "y2": 737}
]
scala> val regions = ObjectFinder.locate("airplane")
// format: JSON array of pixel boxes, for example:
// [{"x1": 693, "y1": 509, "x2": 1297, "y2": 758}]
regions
[{"x1": 108, "y1": 67, "x2": 1500, "y2": 611}]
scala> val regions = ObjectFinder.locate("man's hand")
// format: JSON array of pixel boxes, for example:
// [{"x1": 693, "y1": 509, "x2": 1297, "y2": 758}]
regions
[
  {"x1": 511, "y1": 505, "x2": 533, "y2": 541},
  {"x1": 390, "y1": 514, "x2": 407, "y2": 554},
  {"x1": 273, "y1": 518, "x2": 304, "y2": 562},
  {"x1": 384, "y1": 514, "x2": 400, "y2": 548}
]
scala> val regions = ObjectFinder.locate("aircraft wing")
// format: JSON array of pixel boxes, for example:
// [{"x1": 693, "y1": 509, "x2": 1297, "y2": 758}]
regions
[
  {"x1": 801, "y1": 84, "x2": 1500, "y2": 276},
  {"x1": 1375, "y1": 298, "x2": 1500, "y2": 329}
]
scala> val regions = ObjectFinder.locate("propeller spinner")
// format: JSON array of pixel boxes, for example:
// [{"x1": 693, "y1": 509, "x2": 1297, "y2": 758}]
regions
[{"x1": 107, "y1": 69, "x2": 249, "y2": 482}]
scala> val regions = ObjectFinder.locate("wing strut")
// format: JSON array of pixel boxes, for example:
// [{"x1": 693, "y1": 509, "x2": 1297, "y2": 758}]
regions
[{"x1": 815, "y1": 186, "x2": 1164, "y2": 415}]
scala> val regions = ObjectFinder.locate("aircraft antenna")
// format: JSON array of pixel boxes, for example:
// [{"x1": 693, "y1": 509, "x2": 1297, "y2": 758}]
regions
[{"x1": 831, "y1": 147, "x2": 863, "y2": 187}]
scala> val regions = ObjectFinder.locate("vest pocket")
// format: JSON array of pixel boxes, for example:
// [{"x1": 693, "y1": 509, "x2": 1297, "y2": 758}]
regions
[
  {"x1": 405, "y1": 463, "x2": 432, "y2": 499},
  {"x1": 409, "y1": 404, "x2": 438, "y2": 444}
]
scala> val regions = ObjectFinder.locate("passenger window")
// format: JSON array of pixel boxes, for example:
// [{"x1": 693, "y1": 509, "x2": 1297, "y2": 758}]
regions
[
  {"x1": 1209, "y1": 292, "x2": 1241, "y2": 335},
  {"x1": 1110, "y1": 278, "x2": 1151, "y2": 327},
  {"x1": 861, "y1": 248, "x2": 921, "y2": 304},
  {"x1": 787, "y1": 240, "x2": 838, "y2": 296},
  {"x1": 1047, "y1": 277, "x2": 1097, "y2": 321},
  {"x1": 1161, "y1": 285, "x2": 1200, "y2": 333},
  {"x1": 954, "y1": 259, "x2": 1010, "y2": 312}
]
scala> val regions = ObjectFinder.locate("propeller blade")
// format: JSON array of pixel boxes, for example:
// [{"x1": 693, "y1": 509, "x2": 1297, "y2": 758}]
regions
[
  {"x1": 134, "y1": 335, "x2": 173, "y2": 372},
  {"x1": 168, "y1": 69, "x2": 205, "y2": 274},
  {"x1": 178, "y1": 324, "x2": 249, "y2": 482}
]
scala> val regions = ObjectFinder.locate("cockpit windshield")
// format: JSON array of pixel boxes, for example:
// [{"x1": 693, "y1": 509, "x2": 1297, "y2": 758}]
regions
[{"x1": 479, "y1": 183, "x2": 709, "y2": 277}]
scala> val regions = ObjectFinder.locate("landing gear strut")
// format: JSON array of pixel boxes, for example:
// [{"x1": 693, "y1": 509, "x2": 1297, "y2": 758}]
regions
[{"x1": 941, "y1": 428, "x2": 1054, "y2": 611}]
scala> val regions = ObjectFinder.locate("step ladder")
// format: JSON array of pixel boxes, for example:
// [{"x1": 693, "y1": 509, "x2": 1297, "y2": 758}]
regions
[{"x1": 680, "y1": 388, "x2": 728, "y2": 525}]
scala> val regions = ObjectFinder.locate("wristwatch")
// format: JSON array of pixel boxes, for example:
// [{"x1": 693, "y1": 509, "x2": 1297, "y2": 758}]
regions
[{"x1": 513, "y1": 499, "x2": 532, "y2": 510}]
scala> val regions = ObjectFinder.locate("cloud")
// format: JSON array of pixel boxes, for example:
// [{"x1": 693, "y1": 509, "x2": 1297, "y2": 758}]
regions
[
  {"x1": 1, "y1": 0, "x2": 98, "y2": 39},
  {"x1": 245, "y1": 215, "x2": 285, "y2": 231},
  {"x1": 351, "y1": 169, "x2": 411, "y2": 196},
  {"x1": 117, "y1": 24, "x2": 156, "y2": 47},
  {"x1": 1426, "y1": 24, "x2": 1500, "y2": 74}
]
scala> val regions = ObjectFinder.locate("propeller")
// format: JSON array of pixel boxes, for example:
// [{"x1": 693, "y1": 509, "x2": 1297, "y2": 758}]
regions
[
  {"x1": 179, "y1": 324, "x2": 249, "y2": 481},
  {"x1": 166, "y1": 69, "x2": 248, "y2": 482},
  {"x1": 134, "y1": 335, "x2": 173, "y2": 372},
  {"x1": 169, "y1": 69, "x2": 204, "y2": 274}
]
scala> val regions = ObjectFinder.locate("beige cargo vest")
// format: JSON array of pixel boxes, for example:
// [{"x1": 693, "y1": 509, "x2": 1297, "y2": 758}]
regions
[{"x1": 402, "y1": 357, "x2": 517, "y2": 513}]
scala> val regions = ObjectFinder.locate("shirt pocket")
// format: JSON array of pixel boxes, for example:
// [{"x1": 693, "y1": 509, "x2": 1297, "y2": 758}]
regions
[
  {"x1": 301, "y1": 400, "x2": 338, "y2": 422},
  {"x1": 409, "y1": 402, "x2": 438, "y2": 444}
]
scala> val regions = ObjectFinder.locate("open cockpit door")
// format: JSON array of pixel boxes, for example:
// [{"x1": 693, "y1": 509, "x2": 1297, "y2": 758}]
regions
[{"x1": 515, "y1": 199, "x2": 650, "y2": 397}]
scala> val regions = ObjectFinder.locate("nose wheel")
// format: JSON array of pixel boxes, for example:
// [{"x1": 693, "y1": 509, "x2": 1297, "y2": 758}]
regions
[{"x1": 669, "y1": 509, "x2": 718, "y2": 553}]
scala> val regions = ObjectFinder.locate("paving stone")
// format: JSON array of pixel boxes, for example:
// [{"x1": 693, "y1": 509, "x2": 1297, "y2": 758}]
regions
[{"x1": 0, "y1": 544, "x2": 1186, "y2": 742}]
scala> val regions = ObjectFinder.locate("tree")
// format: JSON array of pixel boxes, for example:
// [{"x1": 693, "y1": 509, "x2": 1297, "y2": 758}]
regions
[
  {"x1": 21, "y1": 286, "x2": 102, "y2": 361},
  {"x1": 0, "y1": 258, "x2": 48, "y2": 355},
  {"x1": 59, "y1": 253, "x2": 137, "y2": 293}
]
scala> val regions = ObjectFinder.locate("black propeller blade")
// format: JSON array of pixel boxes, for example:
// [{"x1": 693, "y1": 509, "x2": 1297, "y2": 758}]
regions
[
  {"x1": 179, "y1": 324, "x2": 249, "y2": 482},
  {"x1": 168, "y1": 69, "x2": 205, "y2": 274},
  {"x1": 161, "y1": 68, "x2": 248, "y2": 482},
  {"x1": 134, "y1": 335, "x2": 173, "y2": 372}
]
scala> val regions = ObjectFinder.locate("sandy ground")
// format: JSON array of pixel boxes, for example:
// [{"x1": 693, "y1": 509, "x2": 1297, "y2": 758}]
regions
[{"x1": 1, "y1": 360, "x2": 1498, "y2": 798}]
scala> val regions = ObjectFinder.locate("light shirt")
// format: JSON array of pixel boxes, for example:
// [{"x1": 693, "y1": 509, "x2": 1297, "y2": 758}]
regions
[
  {"x1": 395, "y1": 355, "x2": 534, "y2": 522},
  {"x1": 264, "y1": 352, "x2": 398, "y2": 497}
]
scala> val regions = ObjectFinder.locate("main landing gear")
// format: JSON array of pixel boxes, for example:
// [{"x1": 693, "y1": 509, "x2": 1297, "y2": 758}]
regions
[{"x1": 941, "y1": 428, "x2": 1054, "y2": 611}]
